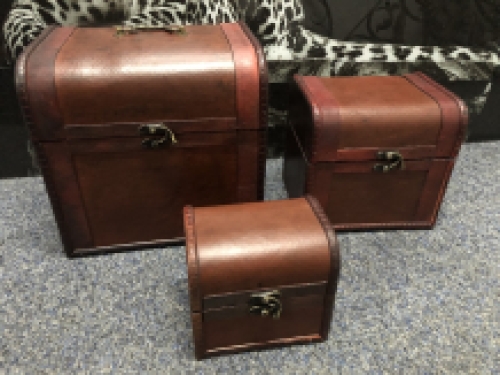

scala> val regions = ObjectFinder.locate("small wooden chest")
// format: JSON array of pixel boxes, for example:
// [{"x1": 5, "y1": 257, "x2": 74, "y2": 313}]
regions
[
  {"x1": 284, "y1": 73, "x2": 468, "y2": 230},
  {"x1": 16, "y1": 23, "x2": 267, "y2": 256},
  {"x1": 183, "y1": 197, "x2": 340, "y2": 359}
]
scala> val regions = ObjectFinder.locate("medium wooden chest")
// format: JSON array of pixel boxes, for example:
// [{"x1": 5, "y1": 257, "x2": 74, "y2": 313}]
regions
[
  {"x1": 183, "y1": 197, "x2": 340, "y2": 359},
  {"x1": 284, "y1": 73, "x2": 468, "y2": 230},
  {"x1": 16, "y1": 23, "x2": 267, "y2": 256}
]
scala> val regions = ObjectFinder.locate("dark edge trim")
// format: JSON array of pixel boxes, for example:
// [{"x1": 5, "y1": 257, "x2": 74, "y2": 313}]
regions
[
  {"x1": 203, "y1": 281, "x2": 328, "y2": 311},
  {"x1": 191, "y1": 313, "x2": 204, "y2": 360},
  {"x1": 402, "y1": 73, "x2": 447, "y2": 158},
  {"x1": 219, "y1": 24, "x2": 245, "y2": 204},
  {"x1": 15, "y1": 26, "x2": 56, "y2": 140},
  {"x1": 183, "y1": 206, "x2": 204, "y2": 359},
  {"x1": 414, "y1": 159, "x2": 455, "y2": 227},
  {"x1": 71, "y1": 237, "x2": 186, "y2": 257},
  {"x1": 429, "y1": 160, "x2": 456, "y2": 225},
  {"x1": 291, "y1": 124, "x2": 310, "y2": 196},
  {"x1": 37, "y1": 145, "x2": 82, "y2": 256},
  {"x1": 332, "y1": 220, "x2": 433, "y2": 231},
  {"x1": 24, "y1": 26, "x2": 76, "y2": 141},
  {"x1": 14, "y1": 27, "x2": 79, "y2": 255},
  {"x1": 238, "y1": 21, "x2": 269, "y2": 132},
  {"x1": 304, "y1": 195, "x2": 341, "y2": 340},
  {"x1": 202, "y1": 334, "x2": 323, "y2": 359},
  {"x1": 413, "y1": 72, "x2": 468, "y2": 158},
  {"x1": 403, "y1": 72, "x2": 465, "y2": 229},
  {"x1": 64, "y1": 117, "x2": 239, "y2": 139},
  {"x1": 403, "y1": 72, "x2": 468, "y2": 158},
  {"x1": 17, "y1": 27, "x2": 83, "y2": 257},
  {"x1": 239, "y1": 21, "x2": 268, "y2": 201},
  {"x1": 292, "y1": 75, "x2": 341, "y2": 163},
  {"x1": 293, "y1": 75, "x2": 320, "y2": 164},
  {"x1": 258, "y1": 128, "x2": 267, "y2": 201}
]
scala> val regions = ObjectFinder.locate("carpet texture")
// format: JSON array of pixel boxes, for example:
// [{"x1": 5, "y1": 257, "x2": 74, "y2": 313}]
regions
[{"x1": 0, "y1": 142, "x2": 499, "y2": 374}]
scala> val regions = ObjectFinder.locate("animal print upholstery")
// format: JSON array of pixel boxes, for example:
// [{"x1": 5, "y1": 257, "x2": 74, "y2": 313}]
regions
[{"x1": 4, "y1": 0, "x2": 499, "y2": 71}]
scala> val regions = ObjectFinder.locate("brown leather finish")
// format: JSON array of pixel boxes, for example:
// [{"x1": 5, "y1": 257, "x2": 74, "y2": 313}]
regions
[
  {"x1": 293, "y1": 74, "x2": 465, "y2": 162},
  {"x1": 221, "y1": 23, "x2": 259, "y2": 130},
  {"x1": 285, "y1": 73, "x2": 467, "y2": 230},
  {"x1": 293, "y1": 75, "x2": 340, "y2": 162},
  {"x1": 15, "y1": 26, "x2": 56, "y2": 139},
  {"x1": 73, "y1": 139, "x2": 238, "y2": 247},
  {"x1": 414, "y1": 159, "x2": 455, "y2": 222},
  {"x1": 64, "y1": 118, "x2": 237, "y2": 139},
  {"x1": 54, "y1": 25, "x2": 236, "y2": 129},
  {"x1": 192, "y1": 198, "x2": 331, "y2": 297},
  {"x1": 283, "y1": 126, "x2": 308, "y2": 198},
  {"x1": 19, "y1": 27, "x2": 75, "y2": 141},
  {"x1": 40, "y1": 129, "x2": 263, "y2": 255},
  {"x1": 183, "y1": 197, "x2": 340, "y2": 359},
  {"x1": 184, "y1": 206, "x2": 202, "y2": 313},
  {"x1": 38, "y1": 143, "x2": 95, "y2": 250},
  {"x1": 403, "y1": 72, "x2": 468, "y2": 158},
  {"x1": 190, "y1": 313, "x2": 204, "y2": 360},
  {"x1": 202, "y1": 298, "x2": 324, "y2": 354},
  {"x1": 238, "y1": 22, "x2": 269, "y2": 135},
  {"x1": 202, "y1": 282, "x2": 327, "y2": 311},
  {"x1": 18, "y1": 23, "x2": 266, "y2": 256},
  {"x1": 236, "y1": 22, "x2": 268, "y2": 201},
  {"x1": 204, "y1": 334, "x2": 323, "y2": 358},
  {"x1": 306, "y1": 196, "x2": 341, "y2": 339},
  {"x1": 237, "y1": 130, "x2": 266, "y2": 201}
]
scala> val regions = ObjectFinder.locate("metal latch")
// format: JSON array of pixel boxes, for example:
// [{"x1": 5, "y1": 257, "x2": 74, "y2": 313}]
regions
[
  {"x1": 373, "y1": 151, "x2": 405, "y2": 172},
  {"x1": 138, "y1": 123, "x2": 177, "y2": 149},
  {"x1": 248, "y1": 290, "x2": 282, "y2": 319}
]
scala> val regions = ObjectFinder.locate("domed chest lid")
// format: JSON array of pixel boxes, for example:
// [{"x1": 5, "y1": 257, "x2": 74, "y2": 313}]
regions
[{"x1": 184, "y1": 197, "x2": 340, "y2": 312}]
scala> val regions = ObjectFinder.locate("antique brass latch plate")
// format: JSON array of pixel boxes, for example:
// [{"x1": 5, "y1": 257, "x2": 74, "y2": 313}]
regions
[
  {"x1": 116, "y1": 24, "x2": 186, "y2": 36},
  {"x1": 248, "y1": 290, "x2": 282, "y2": 319},
  {"x1": 373, "y1": 151, "x2": 405, "y2": 172},
  {"x1": 138, "y1": 123, "x2": 177, "y2": 149}
]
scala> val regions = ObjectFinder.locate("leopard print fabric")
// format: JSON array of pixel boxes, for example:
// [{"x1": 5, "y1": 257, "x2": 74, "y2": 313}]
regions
[
  {"x1": 4, "y1": 0, "x2": 499, "y2": 69},
  {"x1": 3, "y1": 0, "x2": 187, "y2": 58}
]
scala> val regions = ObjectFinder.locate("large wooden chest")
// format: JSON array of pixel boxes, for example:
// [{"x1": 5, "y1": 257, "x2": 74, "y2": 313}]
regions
[
  {"x1": 16, "y1": 23, "x2": 267, "y2": 256},
  {"x1": 184, "y1": 197, "x2": 340, "y2": 359},
  {"x1": 284, "y1": 73, "x2": 468, "y2": 230}
]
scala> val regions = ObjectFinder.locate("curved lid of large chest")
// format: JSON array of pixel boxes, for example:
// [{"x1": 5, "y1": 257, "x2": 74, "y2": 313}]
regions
[{"x1": 16, "y1": 23, "x2": 266, "y2": 142}]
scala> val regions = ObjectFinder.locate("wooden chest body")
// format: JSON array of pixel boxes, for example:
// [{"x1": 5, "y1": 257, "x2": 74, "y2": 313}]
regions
[
  {"x1": 284, "y1": 73, "x2": 468, "y2": 230},
  {"x1": 16, "y1": 23, "x2": 267, "y2": 256},
  {"x1": 183, "y1": 197, "x2": 340, "y2": 359}
]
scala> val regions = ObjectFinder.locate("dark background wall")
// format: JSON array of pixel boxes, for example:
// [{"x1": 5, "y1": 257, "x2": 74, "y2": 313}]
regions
[
  {"x1": 328, "y1": 0, "x2": 424, "y2": 44},
  {"x1": 0, "y1": 1, "x2": 34, "y2": 178},
  {"x1": 315, "y1": 0, "x2": 498, "y2": 46}
]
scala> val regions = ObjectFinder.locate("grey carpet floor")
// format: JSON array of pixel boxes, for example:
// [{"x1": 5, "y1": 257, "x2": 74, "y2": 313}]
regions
[{"x1": 1, "y1": 142, "x2": 499, "y2": 374}]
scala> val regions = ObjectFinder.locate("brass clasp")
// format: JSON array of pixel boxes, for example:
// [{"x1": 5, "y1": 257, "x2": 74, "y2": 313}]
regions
[
  {"x1": 248, "y1": 290, "x2": 282, "y2": 319},
  {"x1": 116, "y1": 24, "x2": 186, "y2": 36},
  {"x1": 373, "y1": 151, "x2": 405, "y2": 172},
  {"x1": 138, "y1": 123, "x2": 177, "y2": 149}
]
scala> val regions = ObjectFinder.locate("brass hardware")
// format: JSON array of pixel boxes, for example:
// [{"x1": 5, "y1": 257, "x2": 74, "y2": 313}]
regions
[
  {"x1": 116, "y1": 24, "x2": 186, "y2": 36},
  {"x1": 248, "y1": 290, "x2": 282, "y2": 319},
  {"x1": 373, "y1": 151, "x2": 405, "y2": 172},
  {"x1": 138, "y1": 124, "x2": 177, "y2": 149}
]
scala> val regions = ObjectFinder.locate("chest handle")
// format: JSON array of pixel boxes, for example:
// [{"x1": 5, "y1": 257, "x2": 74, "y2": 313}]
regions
[
  {"x1": 248, "y1": 290, "x2": 282, "y2": 319},
  {"x1": 116, "y1": 25, "x2": 186, "y2": 36},
  {"x1": 373, "y1": 151, "x2": 405, "y2": 172}
]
